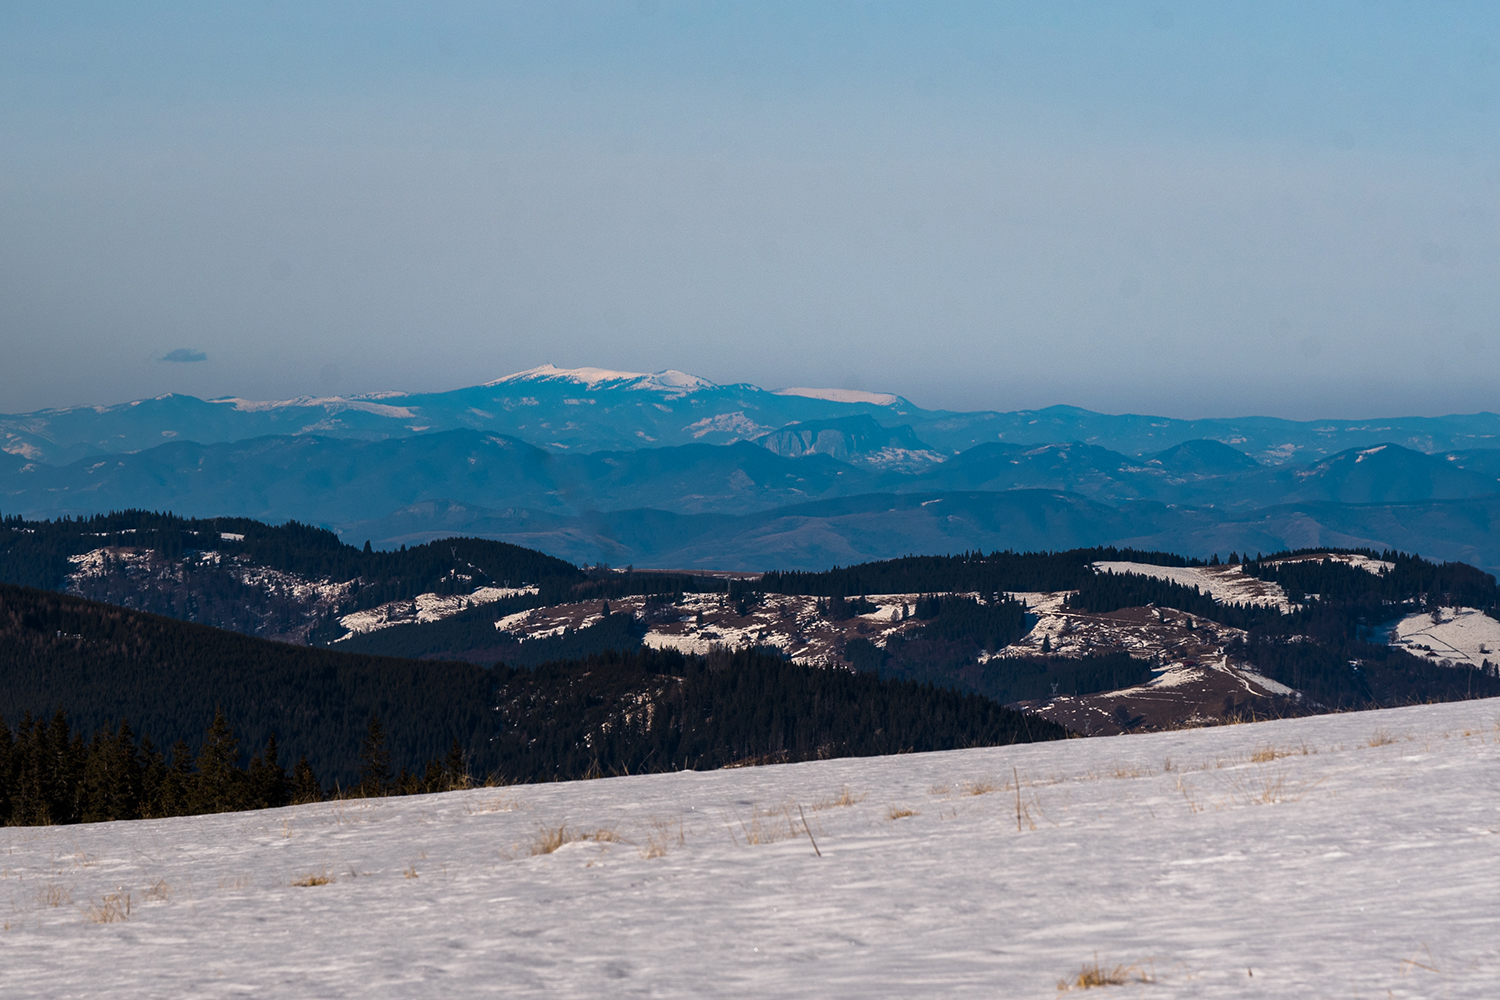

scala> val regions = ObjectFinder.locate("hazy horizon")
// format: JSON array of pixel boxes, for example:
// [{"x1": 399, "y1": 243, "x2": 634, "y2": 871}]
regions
[{"x1": 4, "y1": 3, "x2": 1497, "y2": 420}]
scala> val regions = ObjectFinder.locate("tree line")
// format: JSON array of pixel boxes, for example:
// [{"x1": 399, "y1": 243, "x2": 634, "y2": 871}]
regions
[
  {"x1": 756, "y1": 548, "x2": 1197, "y2": 598},
  {"x1": 0, "y1": 707, "x2": 477, "y2": 827}
]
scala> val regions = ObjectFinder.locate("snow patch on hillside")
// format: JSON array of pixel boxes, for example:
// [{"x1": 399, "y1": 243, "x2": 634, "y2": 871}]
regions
[
  {"x1": 684, "y1": 412, "x2": 773, "y2": 440},
  {"x1": 1092, "y1": 562, "x2": 1295, "y2": 611},
  {"x1": 336, "y1": 586, "x2": 538, "y2": 638},
  {"x1": 773, "y1": 387, "x2": 901, "y2": 406},
  {"x1": 6, "y1": 700, "x2": 1499, "y2": 998},
  {"x1": 1266, "y1": 552, "x2": 1395, "y2": 575},
  {"x1": 1390, "y1": 606, "x2": 1500, "y2": 665}
]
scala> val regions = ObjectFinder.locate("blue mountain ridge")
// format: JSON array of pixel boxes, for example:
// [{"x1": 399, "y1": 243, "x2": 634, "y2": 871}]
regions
[
  {"x1": 5, "y1": 365, "x2": 1499, "y2": 575},
  {"x1": 5, "y1": 365, "x2": 1500, "y2": 466}
]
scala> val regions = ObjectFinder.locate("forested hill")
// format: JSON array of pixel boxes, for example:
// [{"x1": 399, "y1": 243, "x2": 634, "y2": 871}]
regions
[
  {"x1": 0, "y1": 511, "x2": 750, "y2": 646},
  {"x1": 0, "y1": 509, "x2": 585, "y2": 598},
  {"x1": 0, "y1": 583, "x2": 1068, "y2": 804},
  {"x1": 755, "y1": 546, "x2": 1500, "y2": 611},
  {"x1": 0, "y1": 582, "x2": 498, "y2": 786}
]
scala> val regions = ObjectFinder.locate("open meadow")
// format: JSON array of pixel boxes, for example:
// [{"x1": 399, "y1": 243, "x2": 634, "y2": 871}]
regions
[{"x1": 4, "y1": 699, "x2": 1499, "y2": 998}]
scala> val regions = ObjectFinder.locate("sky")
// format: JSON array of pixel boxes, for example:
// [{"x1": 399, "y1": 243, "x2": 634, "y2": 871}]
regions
[{"x1": 1, "y1": 2, "x2": 1497, "y2": 419}]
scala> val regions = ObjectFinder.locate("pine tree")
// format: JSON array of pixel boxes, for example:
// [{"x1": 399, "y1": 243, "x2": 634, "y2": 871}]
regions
[
  {"x1": 159, "y1": 739, "x2": 195, "y2": 817},
  {"x1": 358, "y1": 715, "x2": 391, "y2": 797},
  {"x1": 291, "y1": 754, "x2": 322, "y2": 804},
  {"x1": 443, "y1": 737, "x2": 469, "y2": 790},
  {"x1": 138, "y1": 735, "x2": 168, "y2": 818},
  {"x1": 0, "y1": 715, "x2": 14, "y2": 825},
  {"x1": 193, "y1": 707, "x2": 244, "y2": 814},
  {"x1": 247, "y1": 733, "x2": 290, "y2": 809}
]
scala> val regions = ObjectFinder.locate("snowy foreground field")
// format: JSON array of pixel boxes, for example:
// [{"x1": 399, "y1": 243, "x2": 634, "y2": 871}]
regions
[{"x1": 6, "y1": 701, "x2": 1500, "y2": 998}]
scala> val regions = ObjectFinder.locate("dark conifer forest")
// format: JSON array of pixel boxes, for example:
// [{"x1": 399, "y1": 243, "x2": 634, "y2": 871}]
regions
[
  {"x1": 488, "y1": 645, "x2": 1067, "y2": 780},
  {"x1": 0, "y1": 583, "x2": 1068, "y2": 826},
  {"x1": 0, "y1": 581, "x2": 502, "y2": 787}
]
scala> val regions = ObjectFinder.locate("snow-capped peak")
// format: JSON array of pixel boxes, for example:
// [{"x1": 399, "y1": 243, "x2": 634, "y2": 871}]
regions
[
  {"x1": 486, "y1": 365, "x2": 716, "y2": 394},
  {"x1": 773, "y1": 387, "x2": 901, "y2": 406}
]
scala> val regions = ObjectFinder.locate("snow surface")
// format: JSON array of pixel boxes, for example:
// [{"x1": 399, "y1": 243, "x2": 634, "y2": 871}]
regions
[
  {"x1": 5, "y1": 699, "x2": 1499, "y2": 997},
  {"x1": 772, "y1": 387, "x2": 902, "y2": 406},
  {"x1": 1092, "y1": 562, "x2": 1296, "y2": 611},
  {"x1": 1390, "y1": 606, "x2": 1500, "y2": 665}
]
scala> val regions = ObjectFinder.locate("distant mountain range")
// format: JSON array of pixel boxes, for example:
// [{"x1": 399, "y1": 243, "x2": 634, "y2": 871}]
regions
[
  {"x1": 4, "y1": 365, "x2": 1500, "y2": 572},
  {"x1": 6, "y1": 364, "x2": 1500, "y2": 466}
]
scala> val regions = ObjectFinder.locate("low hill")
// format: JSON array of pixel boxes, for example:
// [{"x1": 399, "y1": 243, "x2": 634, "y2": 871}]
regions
[
  {"x1": 0, "y1": 582, "x2": 1064, "y2": 794},
  {"x1": 0, "y1": 582, "x2": 497, "y2": 786}
]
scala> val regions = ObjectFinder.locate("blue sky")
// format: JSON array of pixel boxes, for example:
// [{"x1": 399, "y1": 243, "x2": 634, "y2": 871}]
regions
[{"x1": 2, "y1": 2, "x2": 1497, "y2": 417}]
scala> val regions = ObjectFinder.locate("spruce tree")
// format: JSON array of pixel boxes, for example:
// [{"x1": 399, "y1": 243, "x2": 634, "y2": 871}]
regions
[
  {"x1": 443, "y1": 737, "x2": 469, "y2": 791},
  {"x1": 358, "y1": 715, "x2": 392, "y2": 796},
  {"x1": 0, "y1": 716, "x2": 13, "y2": 825},
  {"x1": 247, "y1": 733, "x2": 290, "y2": 809},
  {"x1": 291, "y1": 755, "x2": 322, "y2": 804},
  {"x1": 193, "y1": 707, "x2": 244, "y2": 814}
]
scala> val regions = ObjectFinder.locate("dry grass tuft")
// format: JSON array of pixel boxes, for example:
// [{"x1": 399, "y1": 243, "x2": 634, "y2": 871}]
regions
[
  {"x1": 1227, "y1": 767, "x2": 1323, "y2": 806},
  {"x1": 530, "y1": 824, "x2": 622, "y2": 856},
  {"x1": 1251, "y1": 742, "x2": 1315, "y2": 763},
  {"x1": 811, "y1": 786, "x2": 867, "y2": 811},
  {"x1": 290, "y1": 871, "x2": 335, "y2": 887},
  {"x1": 1367, "y1": 728, "x2": 1409, "y2": 747},
  {"x1": 1175, "y1": 775, "x2": 1204, "y2": 814},
  {"x1": 38, "y1": 883, "x2": 73, "y2": 907},
  {"x1": 961, "y1": 779, "x2": 999, "y2": 796},
  {"x1": 639, "y1": 817, "x2": 686, "y2": 859},
  {"x1": 886, "y1": 805, "x2": 919, "y2": 820},
  {"x1": 403, "y1": 865, "x2": 419, "y2": 879},
  {"x1": 85, "y1": 892, "x2": 131, "y2": 923},
  {"x1": 1057, "y1": 956, "x2": 1155, "y2": 991},
  {"x1": 727, "y1": 803, "x2": 818, "y2": 847},
  {"x1": 144, "y1": 879, "x2": 171, "y2": 903},
  {"x1": 928, "y1": 783, "x2": 951, "y2": 796}
]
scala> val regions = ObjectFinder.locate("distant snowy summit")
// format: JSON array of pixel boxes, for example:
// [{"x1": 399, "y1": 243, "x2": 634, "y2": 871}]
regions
[
  {"x1": 486, "y1": 364, "x2": 717, "y2": 395},
  {"x1": 7, "y1": 362, "x2": 1500, "y2": 475},
  {"x1": 486, "y1": 363, "x2": 902, "y2": 407}
]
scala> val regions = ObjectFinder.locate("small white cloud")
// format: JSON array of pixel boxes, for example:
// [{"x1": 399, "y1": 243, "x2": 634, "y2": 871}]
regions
[{"x1": 162, "y1": 348, "x2": 207, "y2": 363}]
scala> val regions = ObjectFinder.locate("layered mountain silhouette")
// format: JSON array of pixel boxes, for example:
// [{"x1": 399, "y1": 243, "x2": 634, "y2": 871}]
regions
[{"x1": 4, "y1": 366, "x2": 1500, "y2": 573}]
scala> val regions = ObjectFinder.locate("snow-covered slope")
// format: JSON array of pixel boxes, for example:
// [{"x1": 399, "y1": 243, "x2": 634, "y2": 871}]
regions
[
  {"x1": 1093, "y1": 561, "x2": 1296, "y2": 611},
  {"x1": 1391, "y1": 606, "x2": 1500, "y2": 665},
  {"x1": 6, "y1": 699, "x2": 1499, "y2": 998}
]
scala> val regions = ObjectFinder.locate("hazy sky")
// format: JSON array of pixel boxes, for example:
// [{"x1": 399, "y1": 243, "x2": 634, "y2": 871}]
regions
[{"x1": 2, "y1": 2, "x2": 1497, "y2": 418}]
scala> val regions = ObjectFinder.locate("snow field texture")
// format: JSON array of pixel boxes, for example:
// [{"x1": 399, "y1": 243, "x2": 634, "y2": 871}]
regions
[
  {"x1": 4, "y1": 700, "x2": 1499, "y2": 998},
  {"x1": 1391, "y1": 606, "x2": 1500, "y2": 665}
]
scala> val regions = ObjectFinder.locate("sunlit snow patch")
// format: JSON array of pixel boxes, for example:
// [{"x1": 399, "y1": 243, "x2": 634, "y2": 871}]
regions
[
  {"x1": 1390, "y1": 607, "x2": 1500, "y2": 665},
  {"x1": 1091, "y1": 562, "x2": 1295, "y2": 611},
  {"x1": 337, "y1": 586, "x2": 538, "y2": 639},
  {"x1": 772, "y1": 387, "x2": 901, "y2": 406}
]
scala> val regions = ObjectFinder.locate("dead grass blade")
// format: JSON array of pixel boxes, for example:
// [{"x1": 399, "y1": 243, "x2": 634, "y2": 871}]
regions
[
  {"x1": 1057, "y1": 954, "x2": 1155, "y2": 991},
  {"x1": 85, "y1": 892, "x2": 131, "y2": 923}
]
